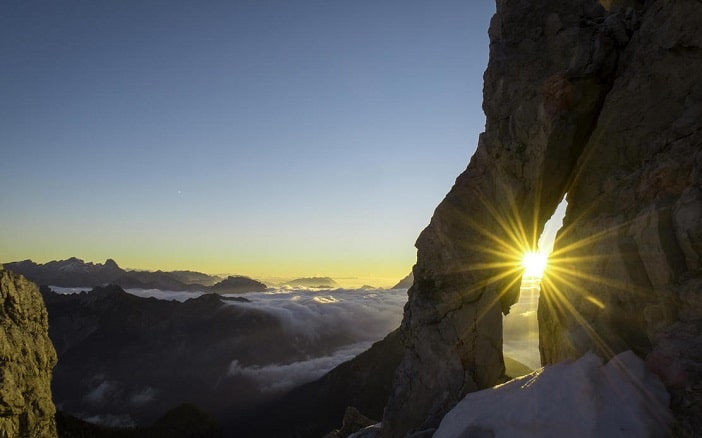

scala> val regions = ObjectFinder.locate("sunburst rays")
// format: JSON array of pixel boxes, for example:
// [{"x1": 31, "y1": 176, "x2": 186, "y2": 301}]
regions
[{"x1": 439, "y1": 181, "x2": 639, "y2": 363}]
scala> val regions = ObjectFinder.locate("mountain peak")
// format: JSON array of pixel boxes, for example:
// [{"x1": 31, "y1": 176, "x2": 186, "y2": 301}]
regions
[{"x1": 104, "y1": 259, "x2": 120, "y2": 269}]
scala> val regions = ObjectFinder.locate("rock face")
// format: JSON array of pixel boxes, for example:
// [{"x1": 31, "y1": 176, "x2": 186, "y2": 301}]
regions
[
  {"x1": 382, "y1": 0, "x2": 702, "y2": 436},
  {"x1": 0, "y1": 268, "x2": 58, "y2": 437}
]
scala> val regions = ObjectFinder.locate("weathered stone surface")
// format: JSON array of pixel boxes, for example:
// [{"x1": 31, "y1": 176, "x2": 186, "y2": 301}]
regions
[
  {"x1": 0, "y1": 268, "x2": 57, "y2": 437},
  {"x1": 538, "y1": 1, "x2": 702, "y2": 434},
  {"x1": 381, "y1": 0, "x2": 702, "y2": 436}
]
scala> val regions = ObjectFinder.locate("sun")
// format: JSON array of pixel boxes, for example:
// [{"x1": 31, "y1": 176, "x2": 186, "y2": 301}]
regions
[{"x1": 522, "y1": 251, "x2": 548, "y2": 278}]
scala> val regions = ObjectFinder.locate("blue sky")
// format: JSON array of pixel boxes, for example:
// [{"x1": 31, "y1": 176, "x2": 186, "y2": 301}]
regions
[{"x1": 0, "y1": 1, "x2": 496, "y2": 286}]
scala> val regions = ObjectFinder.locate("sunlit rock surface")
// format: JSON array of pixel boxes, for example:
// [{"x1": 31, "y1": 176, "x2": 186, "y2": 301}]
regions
[
  {"x1": 382, "y1": 0, "x2": 702, "y2": 436},
  {"x1": 0, "y1": 268, "x2": 57, "y2": 437}
]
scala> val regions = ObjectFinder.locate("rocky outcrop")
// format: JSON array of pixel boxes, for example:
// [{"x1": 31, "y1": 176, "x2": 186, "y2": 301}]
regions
[
  {"x1": 382, "y1": 0, "x2": 702, "y2": 436},
  {"x1": 0, "y1": 268, "x2": 57, "y2": 437}
]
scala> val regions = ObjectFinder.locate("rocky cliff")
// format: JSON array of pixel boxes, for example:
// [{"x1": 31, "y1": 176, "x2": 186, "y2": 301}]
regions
[
  {"x1": 0, "y1": 267, "x2": 58, "y2": 437},
  {"x1": 381, "y1": 0, "x2": 701, "y2": 436}
]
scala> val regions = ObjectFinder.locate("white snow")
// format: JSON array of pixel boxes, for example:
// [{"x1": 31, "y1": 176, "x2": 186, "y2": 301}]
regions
[{"x1": 434, "y1": 351, "x2": 672, "y2": 438}]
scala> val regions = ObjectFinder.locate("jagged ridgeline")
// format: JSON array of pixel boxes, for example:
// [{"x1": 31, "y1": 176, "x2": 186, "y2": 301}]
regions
[{"x1": 4, "y1": 258, "x2": 266, "y2": 294}]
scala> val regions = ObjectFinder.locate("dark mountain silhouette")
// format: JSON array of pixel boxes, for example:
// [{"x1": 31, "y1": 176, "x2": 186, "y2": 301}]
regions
[
  {"x1": 5, "y1": 257, "x2": 124, "y2": 287},
  {"x1": 4, "y1": 258, "x2": 267, "y2": 294},
  {"x1": 56, "y1": 403, "x2": 221, "y2": 438},
  {"x1": 225, "y1": 329, "x2": 404, "y2": 437},
  {"x1": 391, "y1": 272, "x2": 413, "y2": 289},
  {"x1": 41, "y1": 284, "x2": 357, "y2": 429},
  {"x1": 209, "y1": 276, "x2": 267, "y2": 294}
]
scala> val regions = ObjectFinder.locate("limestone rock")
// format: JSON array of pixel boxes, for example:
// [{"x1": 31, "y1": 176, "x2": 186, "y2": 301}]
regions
[
  {"x1": 0, "y1": 268, "x2": 58, "y2": 437},
  {"x1": 381, "y1": 0, "x2": 622, "y2": 435},
  {"x1": 537, "y1": 0, "x2": 702, "y2": 434},
  {"x1": 381, "y1": 0, "x2": 702, "y2": 436}
]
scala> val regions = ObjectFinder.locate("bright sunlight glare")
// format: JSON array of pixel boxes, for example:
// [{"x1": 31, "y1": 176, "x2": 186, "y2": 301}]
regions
[{"x1": 522, "y1": 251, "x2": 548, "y2": 278}]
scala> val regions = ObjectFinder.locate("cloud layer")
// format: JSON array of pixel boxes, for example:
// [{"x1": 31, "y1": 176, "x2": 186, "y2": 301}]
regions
[
  {"x1": 229, "y1": 342, "x2": 371, "y2": 392},
  {"x1": 51, "y1": 284, "x2": 542, "y2": 388},
  {"x1": 220, "y1": 288, "x2": 406, "y2": 390}
]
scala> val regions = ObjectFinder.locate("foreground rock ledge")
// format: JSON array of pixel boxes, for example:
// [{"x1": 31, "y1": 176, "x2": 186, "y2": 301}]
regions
[
  {"x1": 381, "y1": 0, "x2": 702, "y2": 436},
  {"x1": 0, "y1": 267, "x2": 58, "y2": 437}
]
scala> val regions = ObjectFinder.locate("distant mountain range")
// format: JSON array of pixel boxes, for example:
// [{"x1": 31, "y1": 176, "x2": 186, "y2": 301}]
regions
[
  {"x1": 4, "y1": 258, "x2": 266, "y2": 294},
  {"x1": 41, "y1": 283, "x2": 364, "y2": 430},
  {"x1": 3, "y1": 257, "x2": 400, "y2": 292}
]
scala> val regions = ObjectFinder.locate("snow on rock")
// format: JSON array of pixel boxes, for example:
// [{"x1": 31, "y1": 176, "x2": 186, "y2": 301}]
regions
[{"x1": 434, "y1": 351, "x2": 672, "y2": 438}]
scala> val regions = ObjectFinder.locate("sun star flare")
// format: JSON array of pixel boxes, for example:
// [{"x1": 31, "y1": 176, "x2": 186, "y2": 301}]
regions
[{"x1": 521, "y1": 251, "x2": 548, "y2": 279}]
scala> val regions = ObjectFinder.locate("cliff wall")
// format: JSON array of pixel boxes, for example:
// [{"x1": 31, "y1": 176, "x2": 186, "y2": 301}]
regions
[
  {"x1": 382, "y1": 0, "x2": 701, "y2": 436},
  {"x1": 0, "y1": 267, "x2": 58, "y2": 437}
]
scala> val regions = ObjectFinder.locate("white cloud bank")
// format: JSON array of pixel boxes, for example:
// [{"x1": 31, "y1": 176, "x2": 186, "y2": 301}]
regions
[
  {"x1": 221, "y1": 288, "x2": 406, "y2": 344},
  {"x1": 51, "y1": 284, "x2": 545, "y2": 389},
  {"x1": 228, "y1": 342, "x2": 371, "y2": 392},
  {"x1": 222, "y1": 288, "x2": 406, "y2": 391}
]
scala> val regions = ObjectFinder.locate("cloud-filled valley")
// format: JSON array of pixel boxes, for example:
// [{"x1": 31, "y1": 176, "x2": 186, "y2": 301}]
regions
[{"x1": 46, "y1": 281, "x2": 541, "y2": 431}]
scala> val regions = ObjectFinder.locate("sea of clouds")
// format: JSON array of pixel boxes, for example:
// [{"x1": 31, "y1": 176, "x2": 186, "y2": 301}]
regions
[
  {"x1": 221, "y1": 287, "x2": 408, "y2": 391},
  {"x1": 51, "y1": 283, "x2": 541, "y2": 390},
  {"x1": 51, "y1": 285, "x2": 408, "y2": 392}
]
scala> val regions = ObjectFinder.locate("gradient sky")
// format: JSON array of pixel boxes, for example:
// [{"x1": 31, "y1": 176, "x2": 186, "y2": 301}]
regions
[{"x1": 1, "y1": 1, "x2": 497, "y2": 287}]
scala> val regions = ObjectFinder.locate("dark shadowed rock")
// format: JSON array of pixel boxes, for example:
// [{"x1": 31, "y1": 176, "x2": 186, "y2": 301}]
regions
[{"x1": 381, "y1": 0, "x2": 702, "y2": 436}]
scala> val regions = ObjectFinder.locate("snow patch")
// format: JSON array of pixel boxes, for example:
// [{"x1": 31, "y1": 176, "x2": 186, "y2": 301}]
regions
[{"x1": 434, "y1": 351, "x2": 672, "y2": 437}]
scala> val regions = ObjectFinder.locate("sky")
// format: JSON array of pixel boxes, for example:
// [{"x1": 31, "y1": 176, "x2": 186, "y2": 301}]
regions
[{"x1": 1, "y1": 1, "x2": 497, "y2": 287}]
